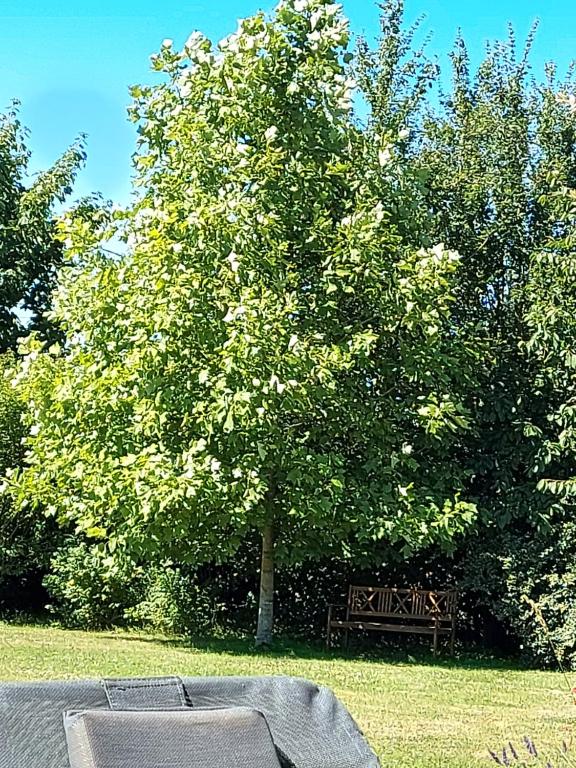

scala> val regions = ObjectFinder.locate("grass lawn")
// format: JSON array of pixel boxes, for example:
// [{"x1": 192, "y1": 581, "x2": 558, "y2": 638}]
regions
[{"x1": 0, "y1": 623, "x2": 574, "y2": 767}]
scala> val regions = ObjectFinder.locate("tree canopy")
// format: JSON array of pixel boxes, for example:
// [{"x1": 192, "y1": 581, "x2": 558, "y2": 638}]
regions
[
  {"x1": 0, "y1": 106, "x2": 84, "y2": 350},
  {"x1": 10, "y1": 0, "x2": 479, "y2": 643}
]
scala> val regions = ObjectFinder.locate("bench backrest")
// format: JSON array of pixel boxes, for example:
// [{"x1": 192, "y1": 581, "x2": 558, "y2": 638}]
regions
[{"x1": 347, "y1": 586, "x2": 457, "y2": 622}]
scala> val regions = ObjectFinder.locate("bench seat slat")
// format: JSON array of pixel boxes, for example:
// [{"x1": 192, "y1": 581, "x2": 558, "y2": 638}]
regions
[
  {"x1": 329, "y1": 620, "x2": 452, "y2": 635},
  {"x1": 347, "y1": 612, "x2": 454, "y2": 621}
]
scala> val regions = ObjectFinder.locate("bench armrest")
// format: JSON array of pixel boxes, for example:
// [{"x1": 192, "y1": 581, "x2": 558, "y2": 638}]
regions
[{"x1": 327, "y1": 604, "x2": 348, "y2": 622}]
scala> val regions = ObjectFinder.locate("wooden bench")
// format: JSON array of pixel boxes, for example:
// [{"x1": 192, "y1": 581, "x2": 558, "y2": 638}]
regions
[{"x1": 326, "y1": 586, "x2": 458, "y2": 655}]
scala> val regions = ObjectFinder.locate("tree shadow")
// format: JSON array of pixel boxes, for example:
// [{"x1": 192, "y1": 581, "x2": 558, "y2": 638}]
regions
[{"x1": 95, "y1": 629, "x2": 534, "y2": 673}]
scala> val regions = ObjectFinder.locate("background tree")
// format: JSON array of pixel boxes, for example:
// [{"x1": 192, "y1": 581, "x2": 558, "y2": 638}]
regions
[
  {"x1": 525, "y1": 92, "x2": 576, "y2": 502},
  {"x1": 357, "y1": 0, "x2": 576, "y2": 661},
  {"x1": 359, "y1": 13, "x2": 552, "y2": 529},
  {"x1": 0, "y1": 105, "x2": 85, "y2": 350},
  {"x1": 11, "y1": 0, "x2": 478, "y2": 644},
  {"x1": 420, "y1": 35, "x2": 576, "y2": 655},
  {"x1": 0, "y1": 106, "x2": 83, "y2": 616}
]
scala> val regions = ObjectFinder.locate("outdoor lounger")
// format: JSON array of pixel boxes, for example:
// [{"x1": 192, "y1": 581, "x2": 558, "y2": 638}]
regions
[{"x1": 0, "y1": 674, "x2": 380, "y2": 768}]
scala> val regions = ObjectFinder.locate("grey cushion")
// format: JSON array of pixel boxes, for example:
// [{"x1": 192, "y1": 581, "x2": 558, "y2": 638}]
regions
[
  {"x1": 64, "y1": 707, "x2": 282, "y2": 768},
  {"x1": 0, "y1": 675, "x2": 380, "y2": 768}
]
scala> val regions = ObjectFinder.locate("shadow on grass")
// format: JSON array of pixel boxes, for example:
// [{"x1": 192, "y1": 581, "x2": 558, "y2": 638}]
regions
[
  {"x1": 0, "y1": 615, "x2": 537, "y2": 673},
  {"x1": 93, "y1": 629, "x2": 532, "y2": 673}
]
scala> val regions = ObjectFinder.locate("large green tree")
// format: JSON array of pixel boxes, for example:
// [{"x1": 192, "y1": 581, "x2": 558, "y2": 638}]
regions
[
  {"x1": 12, "y1": 0, "x2": 478, "y2": 643},
  {"x1": 359, "y1": 3, "x2": 576, "y2": 529},
  {"x1": 0, "y1": 106, "x2": 85, "y2": 350},
  {"x1": 0, "y1": 107, "x2": 83, "y2": 613},
  {"x1": 356, "y1": 1, "x2": 576, "y2": 662},
  {"x1": 525, "y1": 90, "x2": 576, "y2": 502}
]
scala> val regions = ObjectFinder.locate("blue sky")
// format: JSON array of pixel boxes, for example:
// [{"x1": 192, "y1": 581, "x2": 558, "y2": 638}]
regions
[{"x1": 1, "y1": 0, "x2": 574, "y2": 205}]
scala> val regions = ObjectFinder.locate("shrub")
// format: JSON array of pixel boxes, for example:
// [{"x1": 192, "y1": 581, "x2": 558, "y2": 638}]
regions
[
  {"x1": 460, "y1": 518, "x2": 576, "y2": 667},
  {"x1": 0, "y1": 354, "x2": 57, "y2": 614},
  {"x1": 44, "y1": 540, "x2": 143, "y2": 629},
  {"x1": 127, "y1": 565, "x2": 224, "y2": 636}
]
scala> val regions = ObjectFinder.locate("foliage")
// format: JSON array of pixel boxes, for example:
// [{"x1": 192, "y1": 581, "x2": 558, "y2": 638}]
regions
[
  {"x1": 43, "y1": 539, "x2": 142, "y2": 629},
  {"x1": 0, "y1": 107, "x2": 83, "y2": 614},
  {"x1": 355, "y1": 1, "x2": 576, "y2": 666},
  {"x1": 127, "y1": 564, "x2": 224, "y2": 636},
  {"x1": 44, "y1": 542, "x2": 222, "y2": 633},
  {"x1": 0, "y1": 106, "x2": 84, "y2": 351},
  {"x1": 411, "y1": 27, "x2": 574, "y2": 530},
  {"x1": 458, "y1": 519, "x2": 576, "y2": 666},
  {"x1": 357, "y1": 1, "x2": 576, "y2": 524},
  {"x1": 523, "y1": 96, "x2": 576, "y2": 506},
  {"x1": 10, "y1": 0, "x2": 479, "y2": 641},
  {"x1": 0, "y1": 353, "x2": 56, "y2": 613}
]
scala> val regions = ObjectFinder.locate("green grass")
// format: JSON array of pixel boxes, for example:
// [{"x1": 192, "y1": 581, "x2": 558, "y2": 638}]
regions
[{"x1": 0, "y1": 623, "x2": 574, "y2": 767}]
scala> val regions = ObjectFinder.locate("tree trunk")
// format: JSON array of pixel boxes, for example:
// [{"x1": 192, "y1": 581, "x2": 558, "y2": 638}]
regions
[{"x1": 255, "y1": 521, "x2": 274, "y2": 646}]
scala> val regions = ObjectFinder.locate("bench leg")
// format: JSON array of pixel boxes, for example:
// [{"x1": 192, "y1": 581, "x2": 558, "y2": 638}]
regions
[
  {"x1": 343, "y1": 629, "x2": 349, "y2": 650},
  {"x1": 433, "y1": 618, "x2": 439, "y2": 656},
  {"x1": 450, "y1": 617, "x2": 456, "y2": 656}
]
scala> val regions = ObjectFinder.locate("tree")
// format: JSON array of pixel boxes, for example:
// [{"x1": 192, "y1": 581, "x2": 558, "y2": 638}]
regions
[
  {"x1": 355, "y1": 1, "x2": 576, "y2": 662},
  {"x1": 358, "y1": 3, "x2": 576, "y2": 527},
  {"x1": 0, "y1": 105, "x2": 85, "y2": 351},
  {"x1": 0, "y1": 107, "x2": 83, "y2": 616},
  {"x1": 11, "y1": 0, "x2": 478, "y2": 643},
  {"x1": 524, "y1": 91, "x2": 576, "y2": 503}
]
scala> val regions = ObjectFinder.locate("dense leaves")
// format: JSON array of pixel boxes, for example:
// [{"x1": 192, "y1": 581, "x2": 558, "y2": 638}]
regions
[
  {"x1": 0, "y1": 107, "x2": 84, "y2": 350},
  {"x1": 0, "y1": 110, "x2": 82, "y2": 612},
  {"x1": 10, "y1": 0, "x2": 478, "y2": 641},
  {"x1": 357, "y1": 1, "x2": 576, "y2": 664}
]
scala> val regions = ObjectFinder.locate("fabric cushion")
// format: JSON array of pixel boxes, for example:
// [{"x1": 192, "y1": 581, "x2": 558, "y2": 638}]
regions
[
  {"x1": 0, "y1": 676, "x2": 380, "y2": 768},
  {"x1": 64, "y1": 707, "x2": 283, "y2": 768}
]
